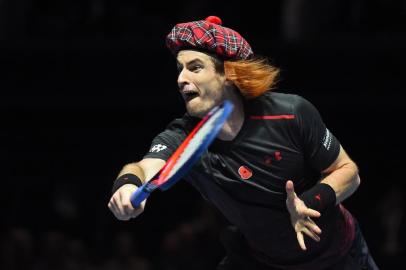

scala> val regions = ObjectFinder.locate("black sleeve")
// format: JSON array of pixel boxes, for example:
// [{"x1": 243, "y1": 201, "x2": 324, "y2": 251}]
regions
[
  {"x1": 293, "y1": 96, "x2": 341, "y2": 172},
  {"x1": 142, "y1": 114, "x2": 196, "y2": 161}
]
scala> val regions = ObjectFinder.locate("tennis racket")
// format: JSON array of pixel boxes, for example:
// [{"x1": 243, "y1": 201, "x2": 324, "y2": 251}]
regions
[{"x1": 130, "y1": 100, "x2": 233, "y2": 207}]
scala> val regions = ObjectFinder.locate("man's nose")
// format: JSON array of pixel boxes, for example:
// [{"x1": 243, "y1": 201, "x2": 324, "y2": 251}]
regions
[{"x1": 177, "y1": 68, "x2": 190, "y2": 86}]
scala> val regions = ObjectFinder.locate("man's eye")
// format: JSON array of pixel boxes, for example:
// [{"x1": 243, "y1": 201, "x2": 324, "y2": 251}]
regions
[{"x1": 190, "y1": 65, "x2": 202, "y2": 72}]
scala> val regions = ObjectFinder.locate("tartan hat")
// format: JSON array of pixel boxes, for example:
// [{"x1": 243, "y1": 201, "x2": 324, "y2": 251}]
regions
[{"x1": 166, "y1": 16, "x2": 254, "y2": 60}]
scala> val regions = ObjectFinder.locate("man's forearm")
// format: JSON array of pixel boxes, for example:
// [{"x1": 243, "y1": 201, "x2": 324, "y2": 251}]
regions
[
  {"x1": 320, "y1": 162, "x2": 360, "y2": 204},
  {"x1": 118, "y1": 163, "x2": 147, "y2": 184}
]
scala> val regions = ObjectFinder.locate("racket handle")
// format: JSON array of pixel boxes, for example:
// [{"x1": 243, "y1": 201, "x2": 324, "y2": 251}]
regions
[{"x1": 130, "y1": 184, "x2": 151, "y2": 208}]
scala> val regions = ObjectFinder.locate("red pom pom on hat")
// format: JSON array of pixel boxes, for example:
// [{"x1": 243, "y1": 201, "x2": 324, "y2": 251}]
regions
[{"x1": 205, "y1": 16, "x2": 222, "y2": 25}]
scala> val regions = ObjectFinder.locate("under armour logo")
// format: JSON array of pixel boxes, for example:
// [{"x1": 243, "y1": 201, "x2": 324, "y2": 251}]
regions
[
  {"x1": 149, "y1": 144, "x2": 167, "y2": 153},
  {"x1": 264, "y1": 151, "x2": 282, "y2": 166}
]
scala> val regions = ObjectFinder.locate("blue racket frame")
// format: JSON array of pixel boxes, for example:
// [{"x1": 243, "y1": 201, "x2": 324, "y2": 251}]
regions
[{"x1": 130, "y1": 100, "x2": 233, "y2": 207}]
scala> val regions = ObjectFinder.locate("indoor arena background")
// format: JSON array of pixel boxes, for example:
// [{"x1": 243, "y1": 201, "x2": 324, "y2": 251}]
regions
[{"x1": 1, "y1": 1, "x2": 405, "y2": 269}]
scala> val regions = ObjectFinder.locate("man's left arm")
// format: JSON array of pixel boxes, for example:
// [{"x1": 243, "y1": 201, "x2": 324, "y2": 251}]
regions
[
  {"x1": 319, "y1": 145, "x2": 360, "y2": 204},
  {"x1": 285, "y1": 145, "x2": 361, "y2": 250}
]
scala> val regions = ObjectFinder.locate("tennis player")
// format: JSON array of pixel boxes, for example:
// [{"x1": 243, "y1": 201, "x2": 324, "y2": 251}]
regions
[{"x1": 108, "y1": 16, "x2": 379, "y2": 270}]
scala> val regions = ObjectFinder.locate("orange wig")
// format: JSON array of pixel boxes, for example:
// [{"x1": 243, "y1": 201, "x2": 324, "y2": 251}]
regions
[{"x1": 224, "y1": 58, "x2": 280, "y2": 99}]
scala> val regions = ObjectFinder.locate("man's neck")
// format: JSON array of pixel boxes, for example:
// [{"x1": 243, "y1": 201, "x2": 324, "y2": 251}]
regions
[{"x1": 217, "y1": 88, "x2": 245, "y2": 141}]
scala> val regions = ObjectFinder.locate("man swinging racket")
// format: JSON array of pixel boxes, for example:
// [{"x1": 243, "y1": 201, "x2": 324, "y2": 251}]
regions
[{"x1": 108, "y1": 16, "x2": 379, "y2": 270}]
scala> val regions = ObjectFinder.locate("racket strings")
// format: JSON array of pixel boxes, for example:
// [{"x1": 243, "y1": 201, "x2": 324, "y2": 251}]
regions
[{"x1": 167, "y1": 107, "x2": 225, "y2": 179}]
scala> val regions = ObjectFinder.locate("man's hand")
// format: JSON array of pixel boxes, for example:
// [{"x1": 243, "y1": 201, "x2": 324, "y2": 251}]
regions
[
  {"x1": 285, "y1": 180, "x2": 322, "y2": 250},
  {"x1": 108, "y1": 184, "x2": 145, "y2": 220}
]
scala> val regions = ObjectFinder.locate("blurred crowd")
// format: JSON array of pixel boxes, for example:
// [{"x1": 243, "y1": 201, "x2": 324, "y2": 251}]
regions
[
  {"x1": 1, "y1": 188, "x2": 404, "y2": 269},
  {"x1": 1, "y1": 200, "x2": 225, "y2": 270},
  {"x1": 0, "y1": 0, "x2": 405, "y2": 41}
]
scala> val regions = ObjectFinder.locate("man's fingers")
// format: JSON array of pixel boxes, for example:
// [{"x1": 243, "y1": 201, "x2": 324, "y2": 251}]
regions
[
  {"x1": 302, "y1": 227, "x2": 321, "y2": 242},
  {"x1": 111, "y1": 196, "x2": 125, "y2": 216},
  {"x1": 115, "y1": 192, "x2": 128, "y2": 217},
  {"x1": 111, "y1": 196, "x2": 130, "y2": 219},
  {"x1": 304, "y1": 208, "x2": 321, "y2": 218},
  {"x1": 109, "y1": 199, "x2": 129, "y2": 220},
  {"x1": 108, "y1": 187, "x2": 144, "y2": 221},
  {"x1": 121, "y1": 191, "x2": 136, "y2": 216},
  {"x1": 108, "y1": 199, "x2": 119, "y2": 215},
  {"x1": 305, "y1": 218, "x2": 322, "y2": 234},
  {"x1": 296, "y1": 232, "x2": 306, "y2": 250},
  {"x1": 111, "y1": 193, "x2": 132, "y2": 218},
  {"x1": 285, "y1": 180, "x2": 296, "y2": 200}
]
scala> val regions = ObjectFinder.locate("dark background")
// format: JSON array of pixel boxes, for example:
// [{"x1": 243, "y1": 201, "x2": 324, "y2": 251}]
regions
[{"x1": 1, "y1": 0, "x2": 405, "y2": 269}]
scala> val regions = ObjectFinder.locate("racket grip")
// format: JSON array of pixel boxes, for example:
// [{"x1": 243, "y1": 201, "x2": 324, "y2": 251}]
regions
[{"x1": 130, "y1": 185, "x2": 151, "y2": 208}]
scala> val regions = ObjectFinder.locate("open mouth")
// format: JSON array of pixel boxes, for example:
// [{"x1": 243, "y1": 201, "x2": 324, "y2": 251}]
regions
[{"x1": 182, "y1": 90, "x2": 199, "y2": 101}]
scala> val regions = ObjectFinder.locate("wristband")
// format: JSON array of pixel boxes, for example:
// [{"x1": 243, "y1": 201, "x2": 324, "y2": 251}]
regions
[
  {"x1": 299, "y1": 183, "x2": 336, "y2": 212},
  {"x1": 112, "y1": 173, "x2": 143, "y2": 194}
]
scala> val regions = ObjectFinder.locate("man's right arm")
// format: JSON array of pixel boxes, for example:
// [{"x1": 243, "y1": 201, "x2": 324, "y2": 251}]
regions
[{"x1": 108, "y1": 158, "x2": 166, "y2": 221}]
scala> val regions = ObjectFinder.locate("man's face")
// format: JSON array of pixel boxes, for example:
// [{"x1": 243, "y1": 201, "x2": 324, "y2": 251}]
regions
[{"x1": 176, "y1": 50, "x2": 226, "y2": 118}]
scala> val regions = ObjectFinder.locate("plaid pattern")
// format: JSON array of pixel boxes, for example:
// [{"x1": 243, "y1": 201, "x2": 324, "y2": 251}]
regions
[{"x1": 166, "y1": 19, "x2": 253, "y2": 60}]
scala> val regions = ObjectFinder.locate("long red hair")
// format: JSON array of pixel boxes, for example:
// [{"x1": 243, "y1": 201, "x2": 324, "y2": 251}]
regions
[{"x1": 224, "y1": 58, "x2": 280, "y2": 99}]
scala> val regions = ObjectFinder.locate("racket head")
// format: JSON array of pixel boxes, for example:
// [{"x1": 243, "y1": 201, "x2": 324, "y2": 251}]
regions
[{"x1": 156, "y1": 100, "x2": 233, "y2": 191}]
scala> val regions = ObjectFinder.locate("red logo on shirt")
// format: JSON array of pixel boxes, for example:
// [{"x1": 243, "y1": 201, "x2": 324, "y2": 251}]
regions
[
  {"x1": 264, "y1": 155, "x2": 273, "y2": 166},
  {"x1": 238, "y1": 166, "x2": 253, "y2": 180},
  {"x1": 264, "y1": 151, "x2": 282, "y2": 166},
  {"x1": 275, "y1": 151, "x2": 282, "y2": 161}
]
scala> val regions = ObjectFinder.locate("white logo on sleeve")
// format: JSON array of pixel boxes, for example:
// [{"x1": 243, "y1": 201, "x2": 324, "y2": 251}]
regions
[
  {"x1": 322, "y1": 128, "x2": 332, "y2": 150},
  {"x1": 149, "y1": 144, "x2": 167, "y2": 153}
]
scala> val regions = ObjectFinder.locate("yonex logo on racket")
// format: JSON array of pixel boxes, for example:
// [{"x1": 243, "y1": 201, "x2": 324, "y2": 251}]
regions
[{"x1": 150, "y1": 144, "x2": 168, "y2": 153}]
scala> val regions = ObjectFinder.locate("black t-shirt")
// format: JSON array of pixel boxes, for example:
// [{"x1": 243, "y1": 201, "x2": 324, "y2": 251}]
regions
[{"x1": 143, "y1": 92, "x2": 355, "y2": 269}]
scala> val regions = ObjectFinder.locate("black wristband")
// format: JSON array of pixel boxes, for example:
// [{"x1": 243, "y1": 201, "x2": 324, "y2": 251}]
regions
[
  {"x1": 112, "y1": 173, "x2": 143, "y2": 194},
  {"x1": 299, "y1": 183, "x2": 336, "y2": 212}
]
